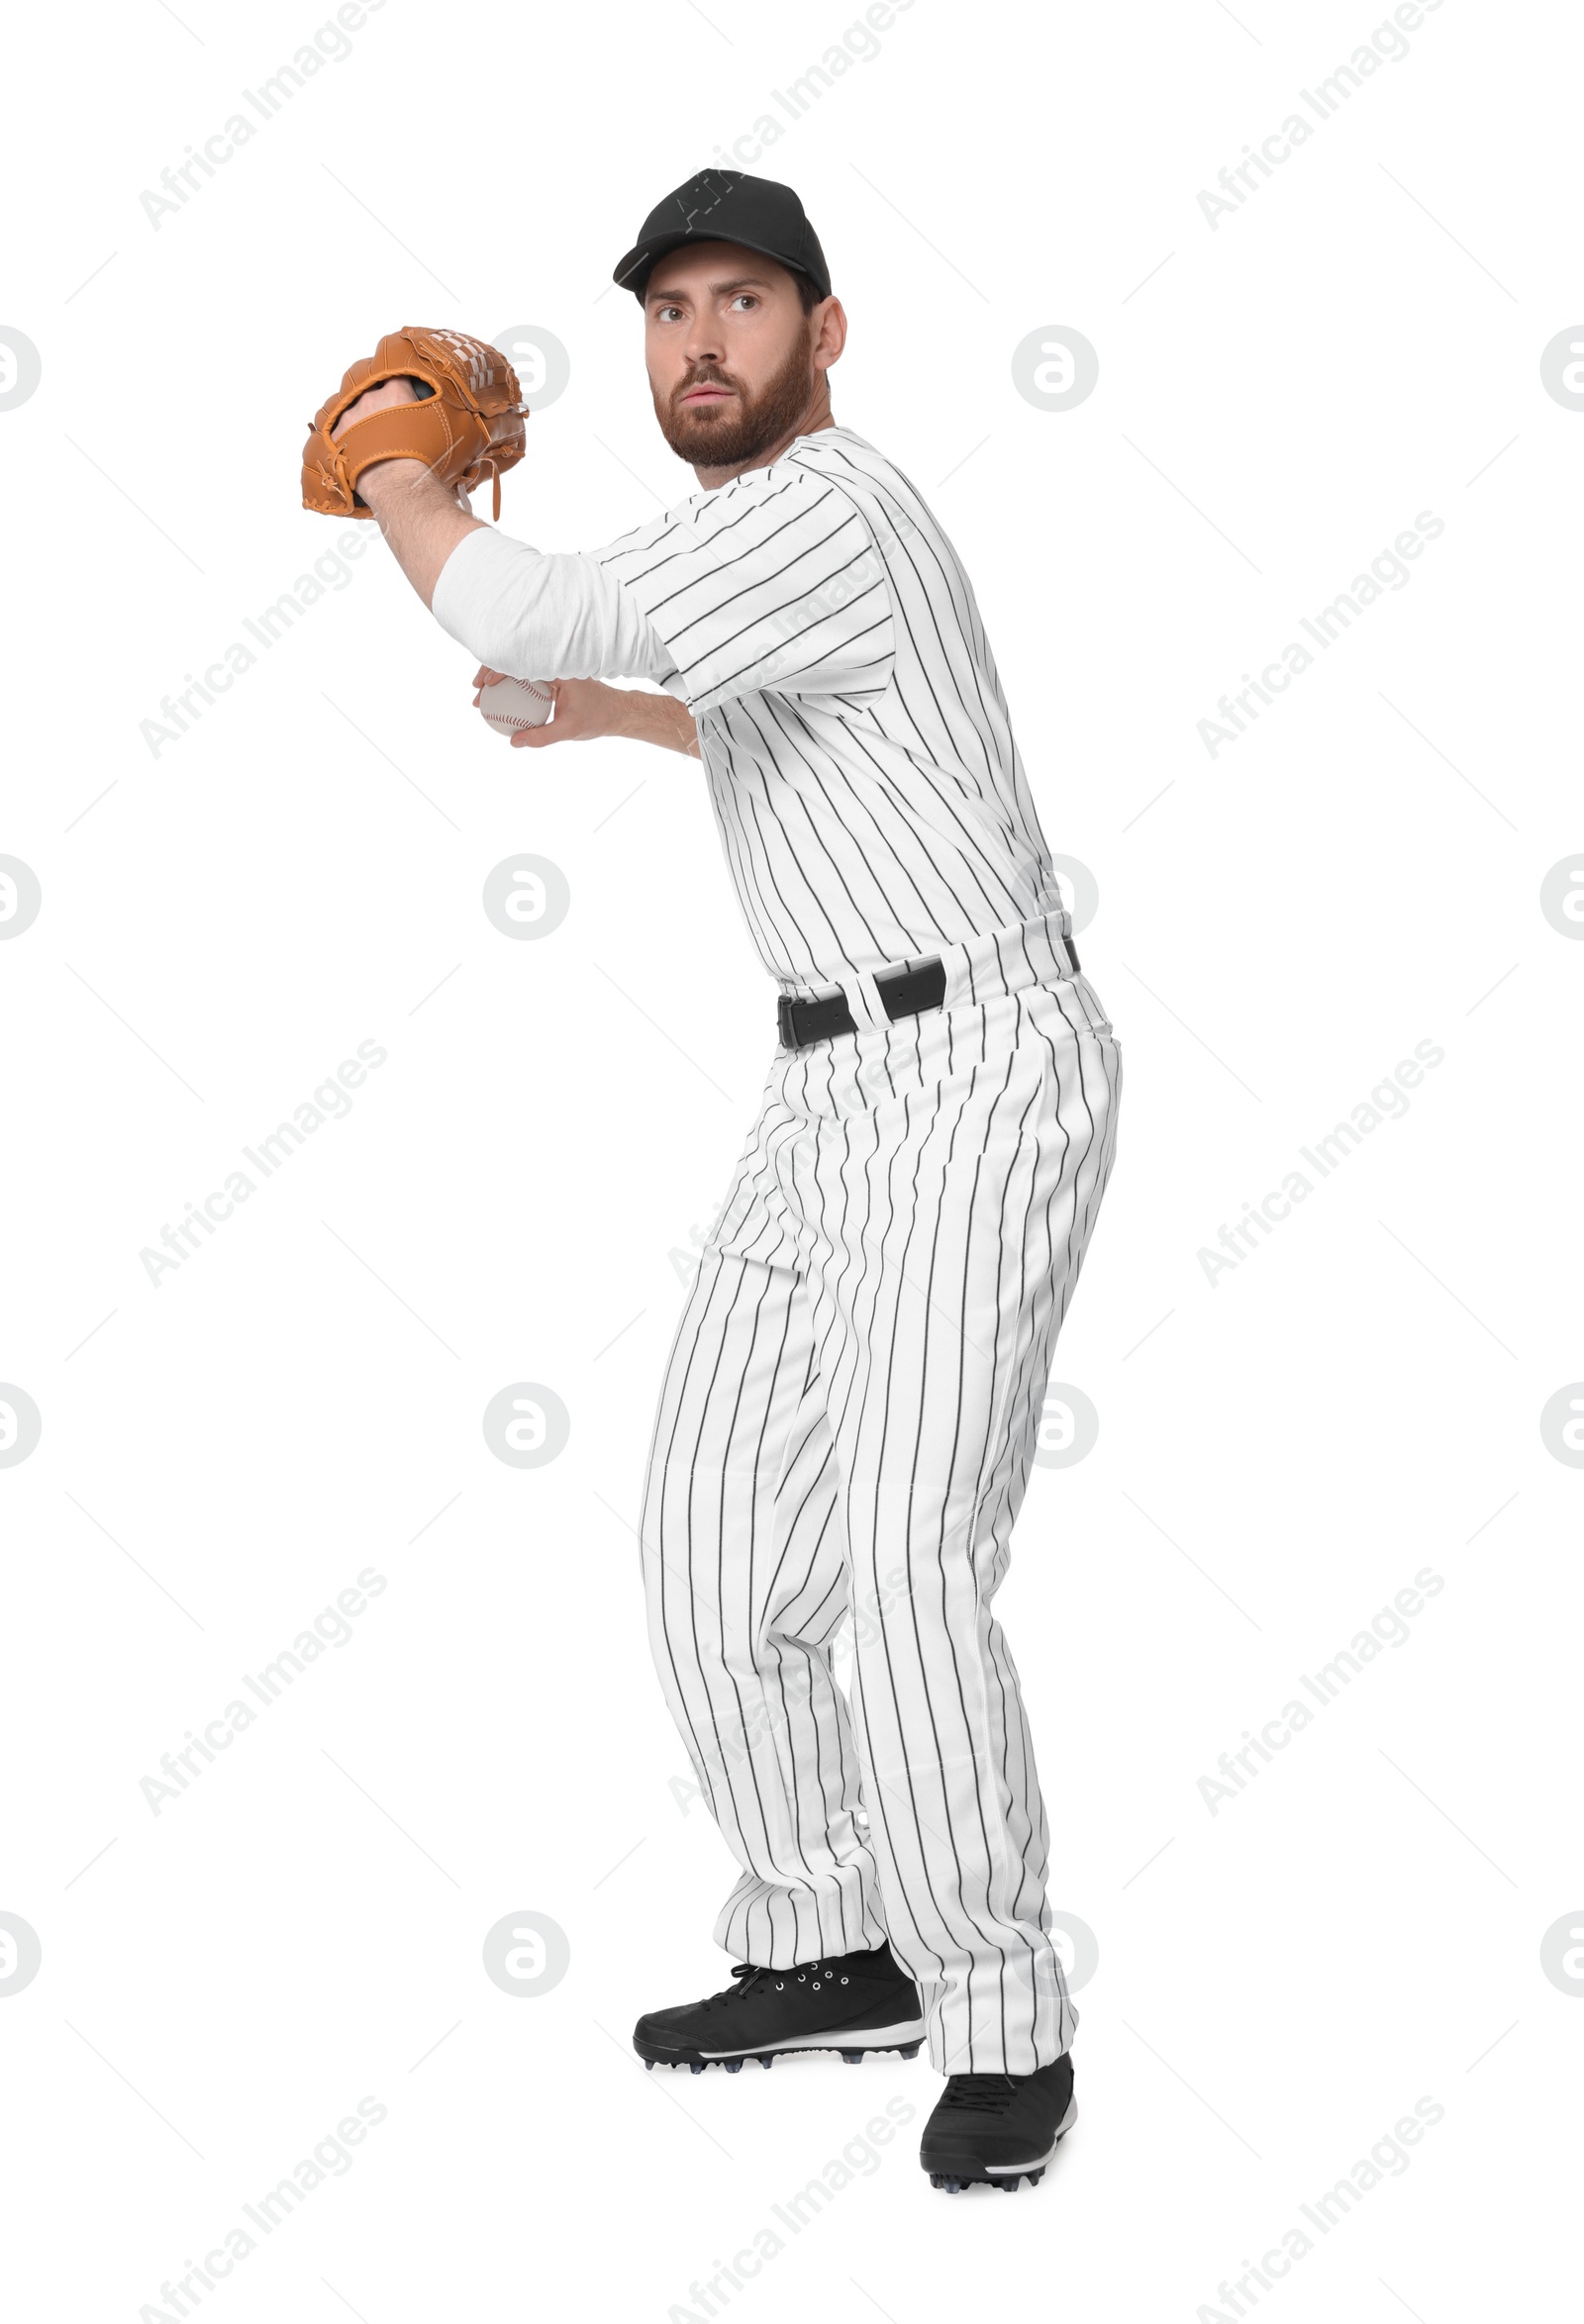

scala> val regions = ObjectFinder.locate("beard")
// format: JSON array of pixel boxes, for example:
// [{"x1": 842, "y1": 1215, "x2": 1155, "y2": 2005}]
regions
[{"x1": 653, "y1": 328, "x2": 818, "y2": 466}]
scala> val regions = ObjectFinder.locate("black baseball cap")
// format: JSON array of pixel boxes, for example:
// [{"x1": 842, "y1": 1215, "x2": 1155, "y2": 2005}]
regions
[{"x1": 613, "y1": 169, "x2": 832, "y2": 303}]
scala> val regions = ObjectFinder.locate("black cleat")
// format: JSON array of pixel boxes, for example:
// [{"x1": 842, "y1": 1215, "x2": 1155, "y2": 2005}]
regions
[
  {"x1": 920, "y1": 2056, "x2": 1076, "y2": 2191},
  {"x1": 633, "y1": 1942, "x2": 926, "y2": 2073}
]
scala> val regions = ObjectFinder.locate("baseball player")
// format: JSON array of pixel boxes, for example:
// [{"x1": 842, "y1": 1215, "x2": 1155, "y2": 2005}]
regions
[{"x1": 305, "y1": 169, "x2": 1121, "y2": 2194}]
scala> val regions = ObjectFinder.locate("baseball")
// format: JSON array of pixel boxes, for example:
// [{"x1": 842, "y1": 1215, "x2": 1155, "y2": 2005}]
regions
[{"x1": 478, "y1": 676, "x2": 554, "y2": 736}]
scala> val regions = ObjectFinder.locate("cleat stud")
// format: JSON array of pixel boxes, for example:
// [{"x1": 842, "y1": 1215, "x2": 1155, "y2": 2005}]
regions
[
  {"x1": 723, "y1": 2058, "x2": 743, "y2": 2073},
  {"x1": 758, "y1": 2054, "x2": 774, "y2": 2069},
  {"x1": 689, "y1": 2062, "x2": 706, "y2": 2075},
  {"x1": 1028, "y1": 2168, "x2": 1044, "y2": 2185},
  {"x1": 899, "y1": 2042, "x2": 922, "y2": 2059},
  {"x1": 841, "y1": 2051, "x2": 863, "y2": 2064},
  {"x1": 644, "y1": 2060, "x2": 653, "y2": 2070}
]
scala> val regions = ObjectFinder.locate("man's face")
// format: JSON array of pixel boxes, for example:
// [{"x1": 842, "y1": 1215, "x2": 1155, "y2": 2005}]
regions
[{"x1": 644, "y1": 242, "x2": 824, "y2": 467}]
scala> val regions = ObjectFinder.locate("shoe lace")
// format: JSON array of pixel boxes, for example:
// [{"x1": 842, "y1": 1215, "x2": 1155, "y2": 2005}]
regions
[
  {"x1": 941, "y1": 2073, "x2": 1018, "y2": 2115},
  {"x1": 723, "y1": 1963, "x2": 776, "y2": 2006},
  {"x1": 700, "y1": 1960, "x2": 835, "y2": 2011},
  {"x1": 692, "y1": 1963, "x2": 779, "y2": 2012}
]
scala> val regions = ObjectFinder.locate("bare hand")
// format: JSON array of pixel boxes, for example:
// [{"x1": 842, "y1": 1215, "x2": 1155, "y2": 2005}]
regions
[{"x1": 471, "y1": 671, "x2": 634, "y2": 749}]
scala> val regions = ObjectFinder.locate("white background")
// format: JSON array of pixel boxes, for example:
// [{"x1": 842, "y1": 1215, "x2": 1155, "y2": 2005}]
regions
[{"x1": 2, "y1": 0, "x2": 1580, "y2": 2316}]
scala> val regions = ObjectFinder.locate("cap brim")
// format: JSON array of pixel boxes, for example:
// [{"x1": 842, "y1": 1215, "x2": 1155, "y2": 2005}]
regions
[{"x1": 612, "y1": 230, "x2": 825, "y2": 300}]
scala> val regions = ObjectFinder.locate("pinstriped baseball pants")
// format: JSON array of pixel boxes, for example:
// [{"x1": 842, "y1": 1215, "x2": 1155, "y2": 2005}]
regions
[{"x1": 640, "y1": 911, "x2": 1121, "y2": 2075}]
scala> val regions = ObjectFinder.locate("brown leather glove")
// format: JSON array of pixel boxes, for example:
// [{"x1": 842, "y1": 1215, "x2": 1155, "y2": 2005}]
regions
[{"x1": 302, "y1": 326, "x2": 527, "y2": 520}]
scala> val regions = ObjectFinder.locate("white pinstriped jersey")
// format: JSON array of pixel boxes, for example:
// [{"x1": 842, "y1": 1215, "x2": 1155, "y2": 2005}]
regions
[{"x1": 589, "y1": 428, "x2": 1068, "y2": 995}]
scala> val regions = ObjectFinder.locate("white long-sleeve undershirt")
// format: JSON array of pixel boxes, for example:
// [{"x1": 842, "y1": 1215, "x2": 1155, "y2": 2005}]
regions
[{"x1": 430, "y1": 527, "x2": 681, "y2": 692}]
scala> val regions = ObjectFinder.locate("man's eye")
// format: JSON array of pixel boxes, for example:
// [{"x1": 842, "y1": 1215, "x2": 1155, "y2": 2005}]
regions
[{"x1": 731, "y1": 295, "x2": 757, "y2": 311}]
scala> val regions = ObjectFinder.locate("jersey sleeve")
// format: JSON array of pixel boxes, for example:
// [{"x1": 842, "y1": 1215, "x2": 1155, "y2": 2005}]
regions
[
  {"x1": 590, "y1": 464, "x2": 897, "y2": 717},
  {"x1": 430, "y1": 529, "x2": 678, "y2": 686}
]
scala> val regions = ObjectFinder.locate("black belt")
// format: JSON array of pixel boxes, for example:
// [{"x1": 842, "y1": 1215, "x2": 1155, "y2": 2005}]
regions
[{"x1": 776, "y1": 939, "x2": 1079, "y2": 1050}]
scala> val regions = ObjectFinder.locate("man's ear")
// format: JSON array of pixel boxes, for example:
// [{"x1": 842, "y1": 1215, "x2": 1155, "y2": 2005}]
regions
[{"x1": 813, "y1": 297, "x2": 847, "y2": 371}]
